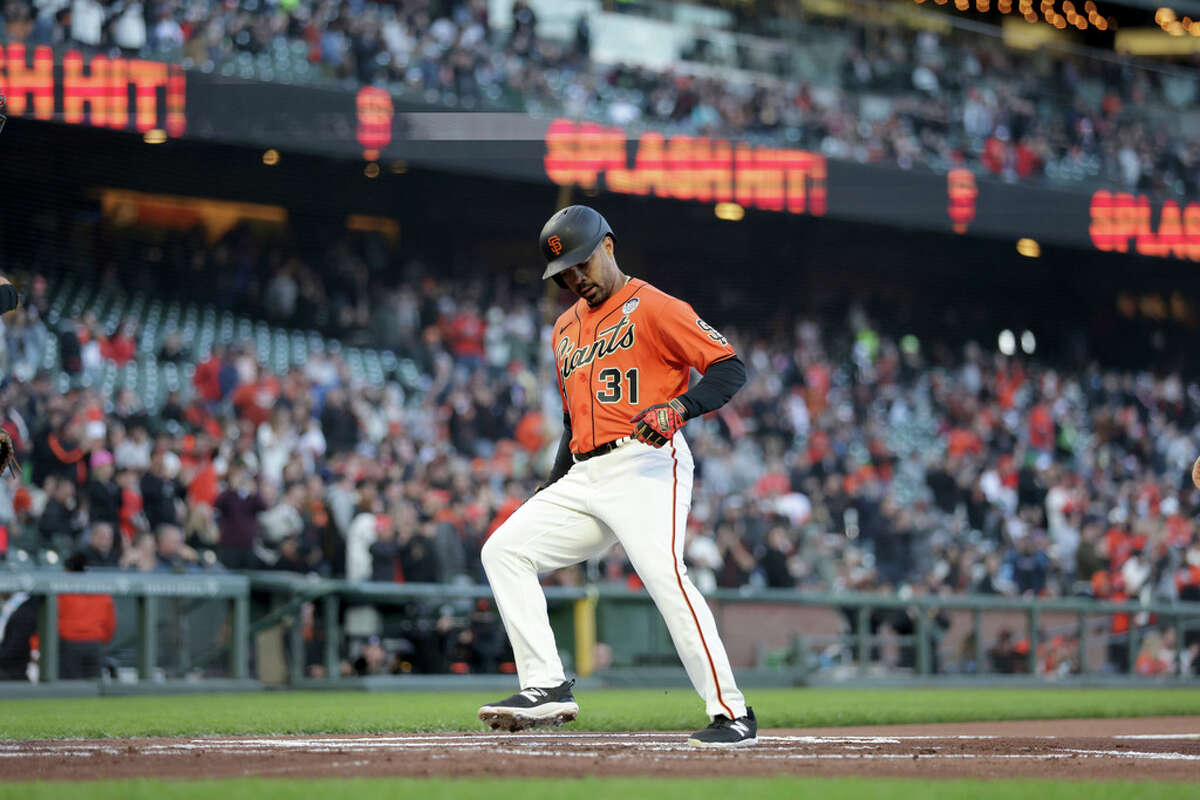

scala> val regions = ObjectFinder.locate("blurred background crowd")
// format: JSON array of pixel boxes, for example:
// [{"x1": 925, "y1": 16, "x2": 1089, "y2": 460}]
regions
[
  {"x1": 1, "y1": 0, "x2": 1197, "y2": 196},
  {"x1": 0, "y1": 216, "x2": 1198, "y2": 677}
]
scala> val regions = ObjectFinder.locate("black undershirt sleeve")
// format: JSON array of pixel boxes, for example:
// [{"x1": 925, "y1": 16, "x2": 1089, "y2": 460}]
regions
[
  {"x1": 0, "y1": 284, "x2": 18, "y2": 315},
  {"x1": 675, "y1": 356, "x2": 747, "y2": 419},
  {"x1": 541, "y1": 414, "x2": 574, "y2": 489}
]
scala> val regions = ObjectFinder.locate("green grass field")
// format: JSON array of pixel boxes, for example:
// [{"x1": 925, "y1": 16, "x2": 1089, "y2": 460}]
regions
[
  {"x1": 0, "y1": 778, "x2": 1196, "y2": 800},
  {"x1": 3, "y1": 688, "x2": 1198, "y2": 797},
  {"x1": 1, "y1": 686, "x2": 1199, "y2": 739}
]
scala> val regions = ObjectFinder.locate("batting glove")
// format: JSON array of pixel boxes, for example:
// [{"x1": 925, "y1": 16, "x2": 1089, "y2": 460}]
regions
[{"x1": 629, "y1": 398, "x2": 688, "y2": 448}]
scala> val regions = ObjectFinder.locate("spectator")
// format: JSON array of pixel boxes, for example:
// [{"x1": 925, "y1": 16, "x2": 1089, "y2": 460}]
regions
[
  {"x1": 139, "y1": 451, "x2": 183, "y2": 531},
  {"x1": 157, "y1": 331, "x2": 188, "y2": 364},
  {"x1": 119, "y1": 531, "x2": 157, "y2": 572},
  {"x1": 988, "y1": 629, "x2": 1020, "y2": 674},
  {"x1": 30, "y1": 413, "x2": 86, "y2": 486},
  {"x1": 1007, "y1": 535, "x2": 1050, "y2": 596},
  {"x1": 1134, "y1": 629, "x2": 1172, "y2": 676},
  {"x1": 231, "y1": 364, "x2": 280, "y2": 428},
  {"x1": 401, "y1": 523, "x2": 440, "y2": 584},
  {"x1": 57, "y1": 319, "x2": 81, "y2": 378},
  {"x1": 257, "y1": 481, "x2": 306, "y2": 562},
  {"x1": 100, "y1": 319, "x2": 137, "y2": 366},
  {"x1": 213, "y1": 465, "x2": 266, "y2": 570},
  {"x1": 369, "y1": 514, "x2": 400, "y2": 582},
  {"x1": 56, "y1": 553, "x2": 116, "y2": 680},
  {"x1": 193, "y1": 345, "x2": 228, "y2": 404},
  {"x1": 761, "y1": 522, "x2": 796, "y2": 589},
  {"x1": 85, "y1": 449, "x2": 120, "y2": 529},
  {"x1": 345, "y1": 487, "x2": 383, "y2": 583},
  {"x1": 183, "y1": 502, "x2": 220, "y2": 560},
  {"x1": 38, "y1": 476, "x2": 85, "y2": 555},
  {"x1": 320, "y1": 388, "x2": 359, "y2": 456},
  {"x1": 154, "y1": 523, "x2": 199, "y2": 572},
  {"x1": 78, "y1": 521, "x2": 120, "y2": 568},
  {"x1": 114, "y1": 424, "x2": 151, "y2": 471}
]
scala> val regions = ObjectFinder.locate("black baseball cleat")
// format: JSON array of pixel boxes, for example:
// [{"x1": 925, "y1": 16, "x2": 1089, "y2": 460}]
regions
[
  {"x1": 478, "y1": 678, "x2": 579, "y2": 732},
  {"x1": 687, "y1": 706, "x2": 758, "y2": 748}
]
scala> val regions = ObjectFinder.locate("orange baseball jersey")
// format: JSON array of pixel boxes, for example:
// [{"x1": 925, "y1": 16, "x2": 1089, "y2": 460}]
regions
[{"x1": 553, "y1": 278, "x2": 735, "y2": 453}]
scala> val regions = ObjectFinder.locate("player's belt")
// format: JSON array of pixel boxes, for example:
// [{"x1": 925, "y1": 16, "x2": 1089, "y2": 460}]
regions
[{"x1": 573, "y1": 436, "x2": 632, "y2": 462}]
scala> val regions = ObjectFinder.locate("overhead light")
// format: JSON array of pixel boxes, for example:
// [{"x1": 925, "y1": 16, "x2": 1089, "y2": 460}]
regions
[
  {"x1": 1017, "y1": 238, "x2": 1041, "y2": 257},
  {"x1": 1021, "y1": 330, "x2": 1036, "y2": 354},
  {"x1": 262, "y1": 149, "x2": 280, "y2": 166},
  {"x1": 389, "y1": 161, "x2": 408, "y2": 174},
  {"x1": 714, "y1": 202, "x2": 744, "y2": 221},
  {"x1": 143, "y1": 129, "x2": 167, "y2": 144},
  {"x1": 998, "y1": 329, "x2": 1016, "y2": 356},
  {"x1": 364, "y1": 162, "x2": 380, "y2": 178}
]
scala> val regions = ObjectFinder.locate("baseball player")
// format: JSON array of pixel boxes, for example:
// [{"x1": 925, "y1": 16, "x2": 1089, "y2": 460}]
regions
[{"x1": 477, "y1": 206, "x2": 756, "y2": 747}]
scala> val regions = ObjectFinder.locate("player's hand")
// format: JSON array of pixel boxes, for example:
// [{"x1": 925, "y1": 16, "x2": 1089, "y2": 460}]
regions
[{"x1": 629, "y1": 399, "x2": 688, "y2": 448}]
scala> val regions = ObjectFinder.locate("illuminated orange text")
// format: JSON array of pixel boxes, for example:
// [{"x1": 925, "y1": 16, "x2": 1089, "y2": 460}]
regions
[
  {"x1": 1090, "y1": 190, "x2": 1200, "y2": 262},
  {"x1": 356, "y1": 86, "x2": 393, "y2": 161},
  {"x1": 947, "y1": 169, "x2": 977, "y2": 234},
  {"x1": 544, "y1": 119, "x2": 826, "y2": 216},
  {"x1": 0, "y1": 44, "x2": 185, "y2": 136}
]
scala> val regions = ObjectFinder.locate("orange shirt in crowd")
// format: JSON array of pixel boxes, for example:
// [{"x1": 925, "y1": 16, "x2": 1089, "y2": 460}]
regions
[
  {"x1": 487, "y1": 496, "x2": 523, "y2": 538},
  {"x1": 232, "y1": 376, "x2": 281, "y2": 427},
  {"x1": 514, "y1": 410, "x2": 546, "y2": 453},
  {"x1": 101, "y1": 335, "x2": 136, "y2": 365},
  {"x1": 188, "y1": 461, "x2": 219, "y2": 507},
  {"x1": 193, "y1": 355, "x2": 223, "y2": 402},
  {"x1": 1136, "y1": 652, "x2": 1170, "y2": 676},
  {"x1": 947, "y1": 427, "x2": 982, "y2": 459},
  {"x1": 57, "y1": 594, "x2": 116, "y2": 643},
  {"x1": 1029, "y1": 403, "x2": 1054, "y2": 451},
  {"x1": 1177, "y1": 565, "x2": 1200, "y2": 593}
]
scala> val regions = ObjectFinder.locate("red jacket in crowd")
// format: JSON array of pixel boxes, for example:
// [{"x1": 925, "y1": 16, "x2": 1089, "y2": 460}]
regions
[{"x1": 57, "y1": 594, "x2": 116, "y2": 643}]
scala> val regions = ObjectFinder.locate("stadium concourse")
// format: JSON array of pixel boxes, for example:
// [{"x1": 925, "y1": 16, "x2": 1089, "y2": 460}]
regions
[
  {"x1": 0, "y1": 216, "x2": 1198, "y2": 681},
  {"x1": 0, "y1": 0, "x2": 1196, "y2": 196}
]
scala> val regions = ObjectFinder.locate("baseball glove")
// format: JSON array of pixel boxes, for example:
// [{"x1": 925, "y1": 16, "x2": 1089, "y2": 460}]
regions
[
  {"x1": 630, "y1": 398, "x2": 689, "y2": 448},
  {"x1": 0, "y1": 429, "x2": 20, "y2": 479}
]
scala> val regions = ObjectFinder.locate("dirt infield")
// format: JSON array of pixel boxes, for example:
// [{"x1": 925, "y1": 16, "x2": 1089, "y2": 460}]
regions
[{"x1": 2, "y1": 717, "x2": 1198, "y2": 782}]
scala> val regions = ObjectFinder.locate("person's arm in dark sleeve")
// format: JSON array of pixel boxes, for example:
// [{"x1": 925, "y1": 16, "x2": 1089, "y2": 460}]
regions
[
  {"x1": 674, "y1": 355, "x2": 747, "y2": 419},
  {"x1": 538, "y1": 414, "x2": 573, "y2": 492},
  {"x1": 0, "y1": 280, "x2": 18, "y2": 315}
]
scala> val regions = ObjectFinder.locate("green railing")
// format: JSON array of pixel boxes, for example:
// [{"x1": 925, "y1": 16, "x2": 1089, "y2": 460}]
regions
[
  {"x1": 698, "y1": 588, "x2": 1200, "y2": 677},
  {"x1": 243, "y1": 572, "x2": 590, "y2": 685},
  {"x1": 0, "y1": 571, "x2": 249, "y2": 683},
  {"x1": 5, "y1": 570, "x2": 1198, "y2": 685},
  {"x1": 241, "y1": 575, "x2": 1200, "y2": 682}
]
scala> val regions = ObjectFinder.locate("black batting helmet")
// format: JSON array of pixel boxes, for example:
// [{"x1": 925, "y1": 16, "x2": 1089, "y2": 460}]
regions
[{"x1": 539, "y1": 205, "x2": 614, "y2": 284}]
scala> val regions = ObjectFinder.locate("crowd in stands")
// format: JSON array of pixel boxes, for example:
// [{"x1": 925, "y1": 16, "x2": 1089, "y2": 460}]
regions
[
  {"x1": 2, "y1": 0, "x2": 1197, "y2": 195},
  {"x1": 1, "y1": 214, "x2": 1199, "y2": 678}
]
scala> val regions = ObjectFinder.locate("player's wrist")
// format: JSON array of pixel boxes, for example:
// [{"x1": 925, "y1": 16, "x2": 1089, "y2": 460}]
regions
[{"x1": 668, "y1": 397, "x2": 690, "y2": 421}]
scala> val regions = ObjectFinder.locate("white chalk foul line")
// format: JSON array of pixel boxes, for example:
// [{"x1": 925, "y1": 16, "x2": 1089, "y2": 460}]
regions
[
  {"x1": 3, "y1": 732, "x2": 1198, "y2": 766},
  {"x1": 1113, "y1": 734, "x2": 1200, "y2": 740},
  {"x1": 1060, "y1": 749, "x2": 1200, "y2": 761}
]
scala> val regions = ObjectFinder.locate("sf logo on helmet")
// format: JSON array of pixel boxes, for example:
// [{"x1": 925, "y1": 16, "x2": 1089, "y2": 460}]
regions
[{"x1": 547, "y1": 235, "x2": 563, "y2": 255}]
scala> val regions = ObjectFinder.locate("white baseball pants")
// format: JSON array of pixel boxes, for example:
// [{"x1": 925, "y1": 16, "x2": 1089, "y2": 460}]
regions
[{"x1": 481, "y1": 434, "x2": 747, "y2": 721}]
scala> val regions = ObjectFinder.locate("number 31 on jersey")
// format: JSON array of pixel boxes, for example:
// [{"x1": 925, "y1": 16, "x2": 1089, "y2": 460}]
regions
[{"x1": 596, "y1": 367, "x2": 639, "y2": 404}]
